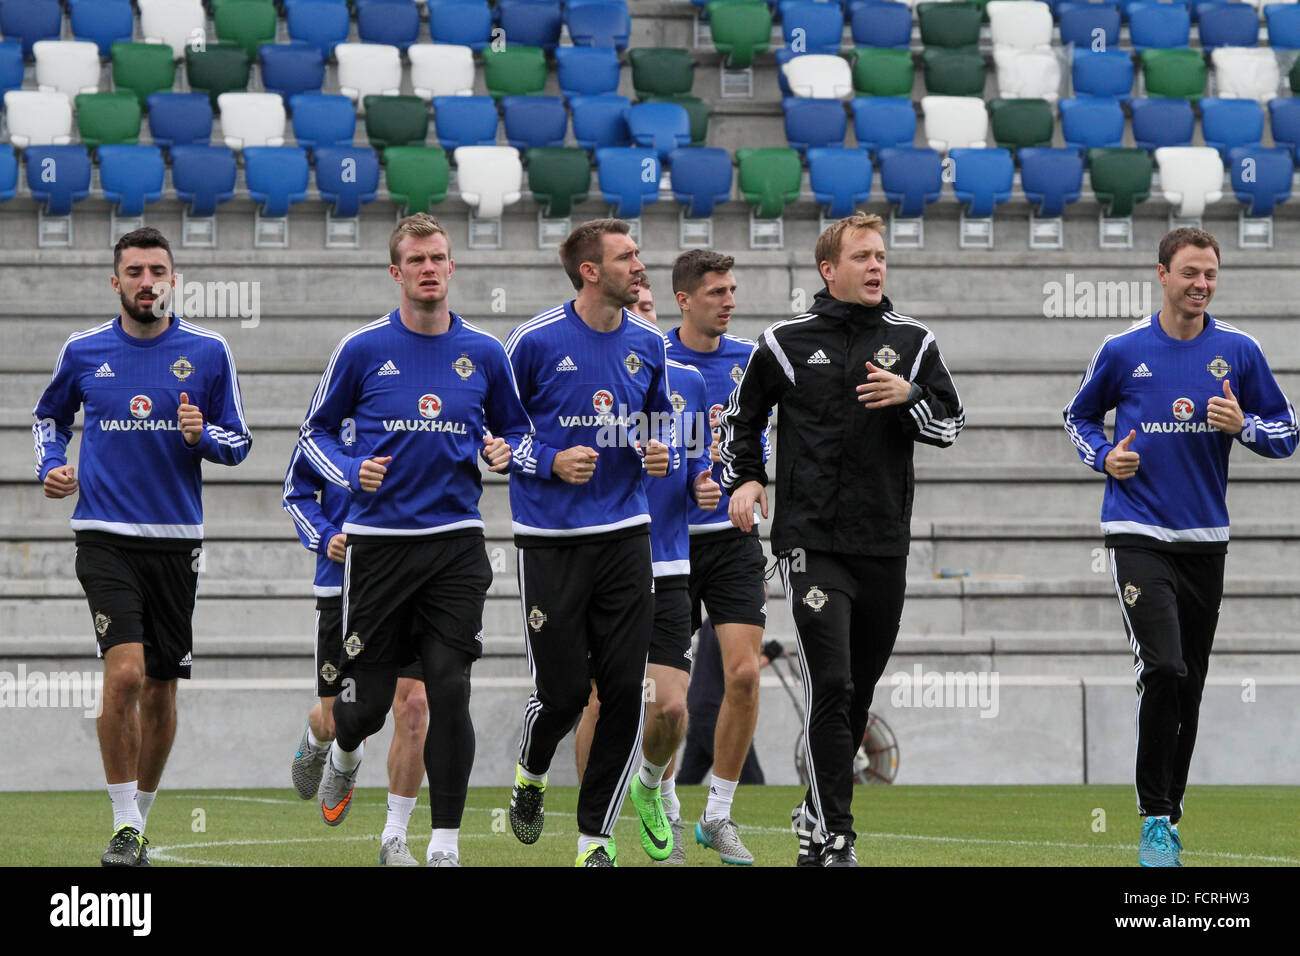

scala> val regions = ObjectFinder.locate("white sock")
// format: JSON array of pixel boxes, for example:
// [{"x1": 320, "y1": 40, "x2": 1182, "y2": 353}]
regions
[
  {"x1": 638, "y1": 756, "x2": 668, "y2": 790},
  {"x1": 135, "y1": 789, "x2": 157, "y2": 831},
  {"x1": 381, "y1": 793, "x2": 416, "y2": 843},
  {"x1": 517, "y1": 764, "x2": 545, "y2": 785},
  {"x1": 306, "y1": 725, "x2": 326, "y2": 750},
  {"x1": 427, "y1": 828, "x2": 459, "y2": 860},
  {"x1": 578, "y1": 833, "x2": 610, "y2": 857},
  {"x1": 704, "y1": 775, "x2": 738, "y2": 822},
  {"x1": 660, "y1": 773, "x2": 681, "y2": 823},
  {"x1": 108, "y1": 781, "x2": 144, "y2": 832},
  {"x1": 330, "y1": 739, "x2": 363, "y2": 772}
]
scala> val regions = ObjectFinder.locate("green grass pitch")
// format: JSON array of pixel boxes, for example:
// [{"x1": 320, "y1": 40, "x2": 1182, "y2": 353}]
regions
[{"x1": 5, "y1": 785, "x2": 1298, "y2": 867}]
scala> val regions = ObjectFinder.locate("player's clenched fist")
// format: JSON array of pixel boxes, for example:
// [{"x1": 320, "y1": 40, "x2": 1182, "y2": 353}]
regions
[
  {"x1": 554, "y1": 446, "x2": 598, "y2": 485},
  {"x1": 43, "y1": 464, "x2": 78, "y2": 499},
  {"x1": 1105, "y1": 429, "x2": 1140, "y2": 480},
  {"x1": 326, "y1": 532, "x2": 347, "y2": 563},
  {"x1": 482, "y1": 430, "x2": 512, "y2": 473},
  {"x1": 709, "y1": 430, "x2": 721, "y2": 464},
  {"x1": 693, "y1": 469, "x2": 722, "y2": 510},
  {"x1": 643, "y1": 439, "x2": 670, "y2": 477},
  {"x1": 359, "y1": 455, "x2": 392, "y2": 492},
  {"x1": 1207, "y1": 379, "x2": 1244, "y2": 436},
  {"x1": 177, "y1": 391, "x2": 204, "y2": 446}
]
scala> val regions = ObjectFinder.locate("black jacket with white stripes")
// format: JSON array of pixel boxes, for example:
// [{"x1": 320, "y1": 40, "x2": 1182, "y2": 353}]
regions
[{"x1": 718, "y1": 290, "x2": 964, "y2": 557}]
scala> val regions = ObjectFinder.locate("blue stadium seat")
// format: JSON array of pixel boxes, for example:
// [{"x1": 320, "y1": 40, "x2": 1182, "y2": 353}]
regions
[
  {"x1": 430, "y1": 1, "x2": 494, "y2": 51},
  {"x1": 1265, "y1": 4, "x2": 1300, "y2": 50},
  {"x1": 850, "y1": 1, "x2": 912, "y2": 49},
  {"x1": 359, "y1": 2, "x2": 422, "y2": 51},
  {"x1": 807, "y1": 145, "x2": 871, "y2": 217},
  {"x1": 555, "y1": 46, "x2": 621, "y2": 99},
  {"x1": 949, "y1": 147, "x2": 1014, "y2": 218},
  {"x1": 783, "y1": 97, "x2": 848, "y2": 153},
  {"x1": 432, "y1": 95, "x2": 499, "y2": 151},
  {"x1": 1072, "y1": 49, "x2": 1134, "y2": 101},
  {"x1": 0, "y1": 41, "x2": 28, "y2": 96},
  {"x1": 1018, "y1": 147, "x2": 1084, "y2": 217},
  {"x1": 71, "y1": 0, "x2": 135, "y2": 58},
  {"x1": 502, "y1": 95, "x2": 568, "y2": 149},
  {"x1": 1057, "y1": 3, "x2": 1121, "y2": 51},
  {"x1": 1059, "y1": 97, "x2": 1125, "y2": 152},
  {"x1": 667, "y1": 146, "x2": 733, "y2": 217},
  {"x1": 1127, "y1": 3, "x2": 1190, "y2": 53},
  {"x1": 1267, "y1": 97, "x2": 1300, "y2": 161},
  {"x1": 245, "y1": 146, "x2": 311, "y2": 216},
  {"x1": 595, "y1": 146, "x2": 660, "y2": 217},
  {"x1": 25, "y1": 146, "x2": 92, "y2": 214},
  {"x1": 1200, "y1": 98, "x2": 1264, "y2": 161},
  {"x1": 314, "y1": 145, "x2": 381, "y2": 216},
  {"x1": 0, "y1": 0, "x2": 62, "y2": 59},
  {"x1": 1131, "y1": 98, "x2": 1194, "y2": 150},
  {"x1": 566, "y1": 0, "x2": 632, "y2": 51},
  {"x1": 147, "y1": 94, "x2": 214, "y2": 148},
  {"x1": 1196, "y1": 3, "x2": 1258, "y2": 52},
  {"x1": 354, "y1": 0, "x2": 415, "y2": 8},
  {"x1": 878, "y1": 146, "x2": 943, "y2": 217},
  {"x1": 627, "y1": 102, "x2": 692, "y2": 162},
  {"x1": 1186, "y1": 0, "x2": 1227, "y2": 22},
  {"x1": 850, "y1": 97, "x2": 916, "y2": 157},
  {"x1": 171, "y1": 145, "x2": 238, "y2": 216},
  {"x1": 1227, "y1": 144, "x2": 1292, "y2": 216},
  {"x1": 287, "y1": 1, "x2": 353, "y2": 58},
  {"x1": 1118, "y1": 0, "x2": 1189, "y2": 21},
  {"x1": 99, "y1": 145, "x2": 165, "y2": 216},
  {"x1": 289, "y1": 93, "x2": 356, "y2": 150},
  {"x1": 571, "y1": 94, "x2": 632, "y2": 150},
  {"x1": 0, "y1": 144, "x2": 18, "y2": 202},
  {"x1": 780, "y1": 1, "x2": 846, "y2": 55},
  {"x1": 261, "y1": 44, "x2": 326, "y2": 101},
  {"x1": 498, "y1": 1, "x2": 564, "y2": 54}
]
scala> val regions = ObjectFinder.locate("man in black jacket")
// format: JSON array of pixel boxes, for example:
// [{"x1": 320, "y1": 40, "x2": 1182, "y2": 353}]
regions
[{"x1": 718, "y1": 213, "x2": 964, "y2": 866}]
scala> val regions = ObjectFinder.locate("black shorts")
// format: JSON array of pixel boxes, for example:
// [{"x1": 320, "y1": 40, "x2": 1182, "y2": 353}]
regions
[
  {"x1": 74, "y1": 532, "x2": 199, "y2": 681},
  {"x1": 342, "y1": 531, "x2": 492, "y2": 670},
  {"x1": 649, "y1": 575, "x2": 692, "y2": 673},
  {"x1": 688, "y1": 529, "x2": 768, "y2": 633},
  {"x1": 316, "y1": 596, "x2": 423, "y2": 696}
]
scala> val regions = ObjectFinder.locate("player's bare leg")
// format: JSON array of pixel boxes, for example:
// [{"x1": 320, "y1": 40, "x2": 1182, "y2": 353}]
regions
[
  {"x1": 639, "y1": 664, "x2": 689, "y2": 863},
  {"x1": 380, "y1": 676, "x2": 428, "y2": 865},
  {"x1": 98, "y1": 643, "x2": 149, "y2": 864}
]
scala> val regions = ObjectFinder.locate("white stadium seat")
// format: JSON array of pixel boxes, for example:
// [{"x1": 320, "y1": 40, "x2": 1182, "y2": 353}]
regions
[
  {"x1": 993, "y1": 48, "x2": 1063, "y2": 102},
  {"x1": 1155, "y1": 146, "x2": 1224, "y2": 219},
  {"x1": 335, "y1": 43, "x2": 402, "y2": 111},
  {"x1": 33, "y1": 41, "x2": 102, "y2": 99},
  {"x1": 2, "y1": 90, "x2": 74, "y2": 148},
  {"x1": 217, "y1": 92, "x2": 287, "y2": 150},
  {"x1": 139, "y1": 0, "x2": 208, "y2": 60},
  {"x1": 782, "y1": 54, "x2": 854, "y2": 99},
  {"x1": 1212, "y1": 47, "x2": 1281, "y2": 102},
  {"x1": 410, "y1": 44, "x2": 476, "y2": 101},
  {"x1": 987, "y1": 1, "x2": 1054, "y2": 51},
  {"x1": 921, "y1": 95, "x2": 988, "y2": 152},
  {"x1": 454, "y1": 146, "x2": 523, "y2": 218}
]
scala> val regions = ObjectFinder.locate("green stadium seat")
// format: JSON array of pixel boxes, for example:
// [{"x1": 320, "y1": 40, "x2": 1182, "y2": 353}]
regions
[
  {"x1": 629, "y1": 48, "x2": 695, "y2": 98},
  {"x1": 210, "y1": 0, "x2": 276, "y2": 13},
  {"x1": 111, "y1": 43, "x2": 176, "y2": 109},
  {"x1": 186, "y1": 43, "x2": 251, "y2": 109},
  {"x1": 988, "y1": 98, "x2": 1054, "y2": 152},
  {"x1": 853, "y1": 48, "x2": 915, "y2": 97},
  {"x1": 736, "y1": 146, "x2": 802, "y2": 218},
  {"x1": 1088, "y1": 147, "x2": 1152, "y2": 216},
  {"x1": 1140, "y1": 49, "x2": 1207, "y2": 101},
  {"x1": 526, "y1": 146, "x2": 593, "y2": 218},
  {"x1": 383, "y1": 145, "x2": 451, "y2": 213},
  {"x1": 214, "y1": 1, "x2": 278, "y2": 59},
  {"x1": 707, "y1": 1, "x2": 773, "y2": 70},
  {"x1": 644, "y1": 94, "x2": 709, "y2": 145},
  {"x1": 75, "y1": 91, "x2": 142, "y2": 149},
  {"x1": 363, "y1": 95, "x2": 430, "y2": 150},
  {"x1": 918, "y1": 2, "x2": 983, "y2": 48},
  {"x1": 481, "y1": 46, "x2": 547, "y2": 98},
  {"x1": 921, "y1": 48, "x2": 987, "y2": 97}
]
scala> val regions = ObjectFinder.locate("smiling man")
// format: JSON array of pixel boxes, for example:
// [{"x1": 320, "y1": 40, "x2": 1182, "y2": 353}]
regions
[
  {"x1": 719, "y1": 213, "x2": 964, "y2": 866},
  {"x1": 1065, "y1": 228, "x2": 1298, "y2": 867}
]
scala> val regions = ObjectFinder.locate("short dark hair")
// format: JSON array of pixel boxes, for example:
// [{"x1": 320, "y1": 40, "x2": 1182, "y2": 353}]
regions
[
  {"x1": 389, "y1": 212, "x2": 451, "y2": 265},
  {"x1": 113, "y1": 227, "x2": 173, "y2": 272},
  {"x1": 559, "y1": 218, "x2": 629, "y2": 291},
  {"x1": 1158, "y1": 227, "x2": 1220, "y2": 269},
  {"x1": 814, "y1": 213, "x2": 885, "y2": 271},
  {"x1": 671, "y1": 249, "x2": 735, "y2": 294}
]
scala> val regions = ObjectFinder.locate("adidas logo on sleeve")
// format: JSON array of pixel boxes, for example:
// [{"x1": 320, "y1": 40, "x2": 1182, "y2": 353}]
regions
[
  {"x1": 1132, "y1": 363, "x2": 1153, "y2": 378},
  {"x1": 556, "y1": 355, "x2": 578, "y2": 372},
  {"x1": 94, "y1": 363, "x2": 115, "y2": 378},
  {"x1": 378, "y1": 360, "x2": 400, "y2": 376},
  {"x1": 807, "y1": 349, "x2": 830, "y2": 365}
]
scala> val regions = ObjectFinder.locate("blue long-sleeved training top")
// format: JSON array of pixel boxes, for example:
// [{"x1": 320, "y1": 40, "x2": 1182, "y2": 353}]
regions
[
  {"x1": 283, "y1": 441, "x2": 351, "y2": 596},
  {"x1": 1064, "y1": 313, "x2": 1298, "y2": 548},
  {"x1": 296, "y1": 309, "x2": 535, "y2": 536},
  {"x1": 505, "y1": 301, "x2": 679, "y2": 542},
  {"x1": 32, "y1": 315, "x2": 252, "y2": 538},
  {"x1": 665, "y1": 328, "x2": 770, "y2": 534},
  {"x1": 646, "y1": 359, "x2": 713, "y2": 577}
]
